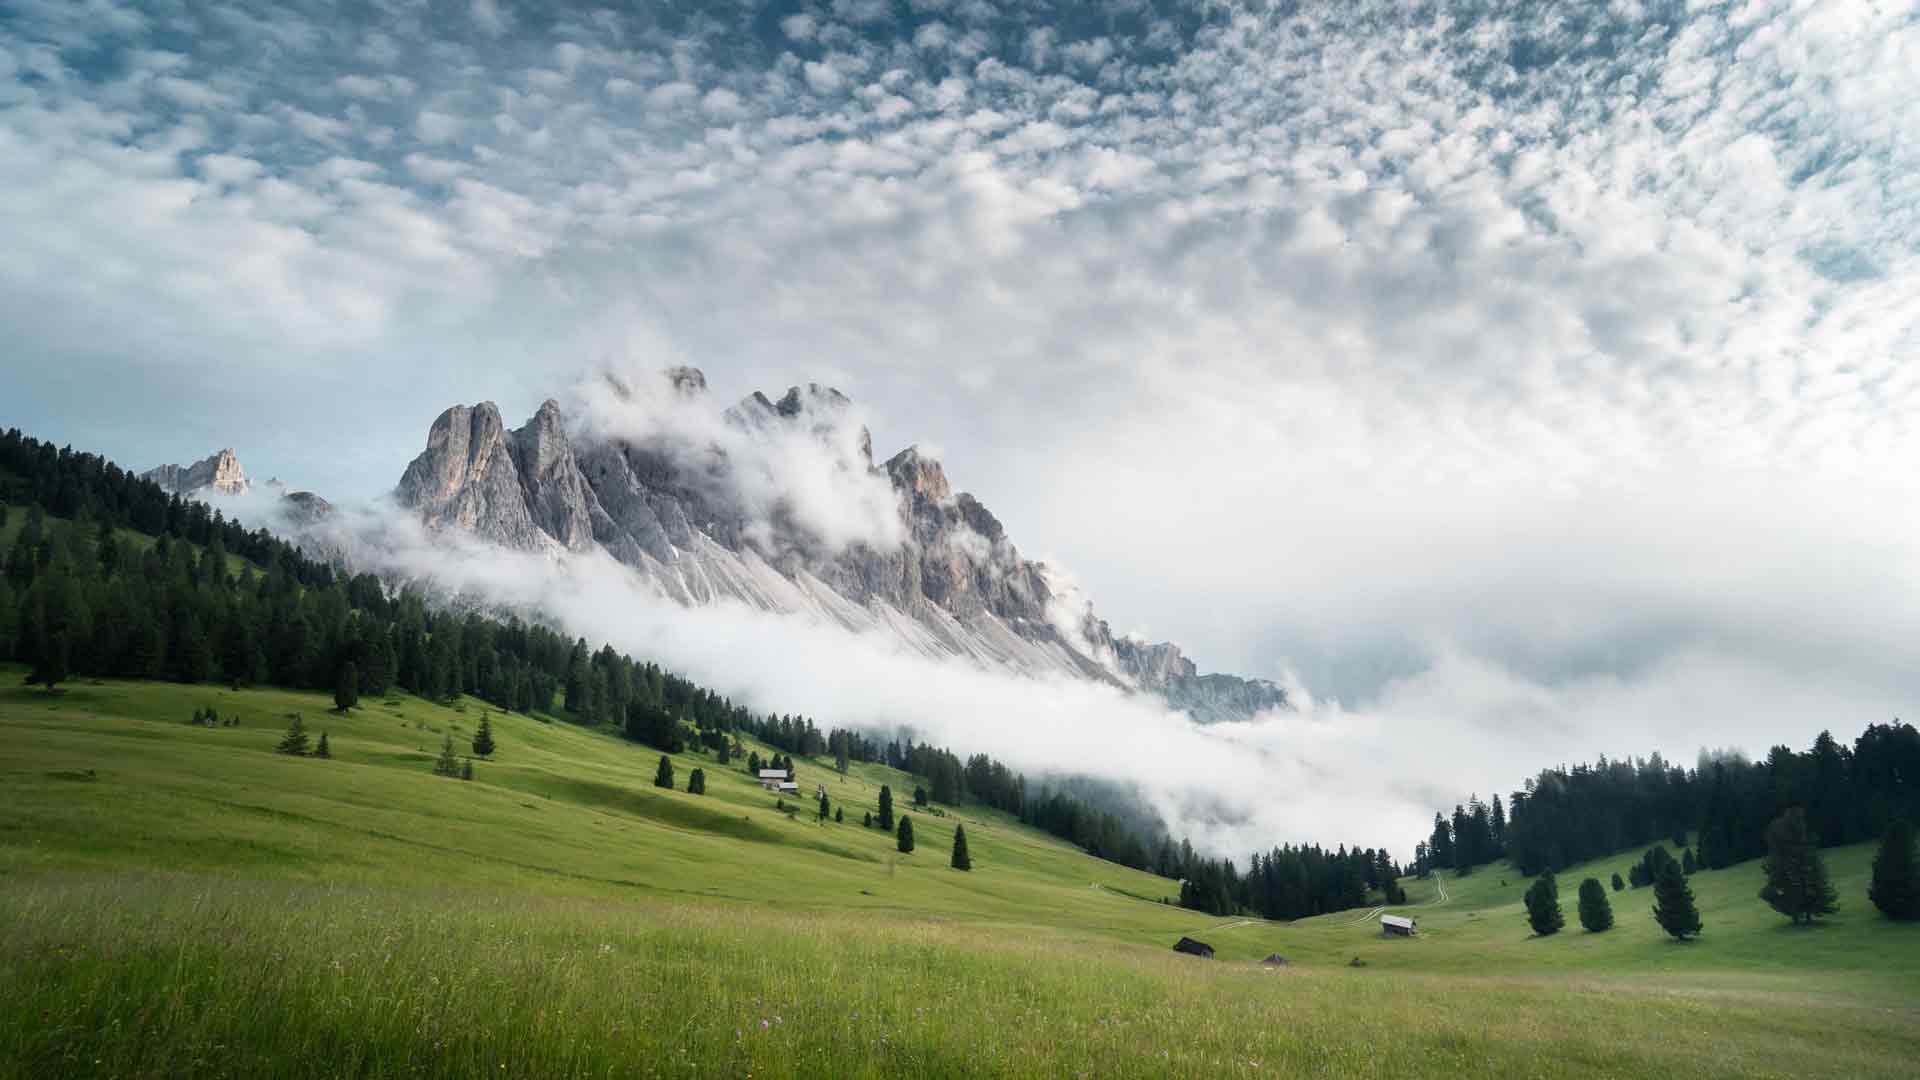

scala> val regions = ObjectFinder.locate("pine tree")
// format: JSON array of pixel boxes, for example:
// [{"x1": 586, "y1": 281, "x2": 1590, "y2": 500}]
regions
[
  {"x1": 1868, "y1": 819, "x2": 1920, "y2": 920},
  {"x1": 818, "y1": 788, "x2": 830, "y2": 821},
  {"x1": 834, "y1": 807, "x2": 843, "y2": 823},
  {"x1": 1682, "y1": 848, "x2": 1696, "y2": 875},
  {"x1": 460, "y1": 758, "x2": 474, "y2": 781},
  {"x1": 1652, "y1": 858, "x2": 1703, "y2": 940},
  {"x1": 654, "y1": 754, "x2": 674, "y2": 790},
  {"x1": 1759, "y1": 808, "x2": 1838, "y2": 925},
  {"x1": 334, "y1": 662, "x2": 359, "y2": 712},
  {"x1": 472, "y1": 712, "x2": 495, "y2": 757},
  {"x1": 878, "y1": 785, "x2": 894, "y2": 830},
  {"x1": 314, "y1": 731, "x2": 331, "y2": 759},
  {"x1": 433, "y1": 733, "x2": 460, "y2": 776},
  {"x1": 913, "y1": 785, "x2": 928, "y2": 807},
  {"x1": 688, "y1": 767, "x2": 706, "y2": 795},
  {"x1": 1611, "y1": 872, "x2": 1625, "y2": 892},
  {"x1": 951, "y1": 824, "x2": 971, "y2": 870},
  {"x1": 1524, "y1": 871, "x2": 1564, "y2": 936},
  {"x1": 1577, "y1": 877, "x2": 1613, "y2": 932},
  {"x1": 897, "y1": 815, "x2": 914, "y2": 853},
  {"x1": 276, "y1": 714, "x2": 309, "y2": 756},
  {"x1": 863, "y1": 811, "x2": 872, "y2": 828}
]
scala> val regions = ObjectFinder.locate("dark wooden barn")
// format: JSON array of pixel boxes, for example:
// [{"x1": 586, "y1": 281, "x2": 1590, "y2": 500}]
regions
[{"x1": 1172, "y1": 936, "x2": 1214, "y2": 958}]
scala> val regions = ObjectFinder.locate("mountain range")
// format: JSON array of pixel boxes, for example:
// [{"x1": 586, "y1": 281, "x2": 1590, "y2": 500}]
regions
[{"x1": 388, "y1": 369, "x2": 1288, "y2": 724}]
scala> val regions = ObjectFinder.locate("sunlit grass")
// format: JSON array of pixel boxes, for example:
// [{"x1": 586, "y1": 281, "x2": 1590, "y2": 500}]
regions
[{"x1": 3, "y1": 668, "x2": 1918, "y2": 1076}]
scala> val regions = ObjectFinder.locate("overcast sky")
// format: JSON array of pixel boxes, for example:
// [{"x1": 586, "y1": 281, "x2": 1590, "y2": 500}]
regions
[{"x1": 5, "y1": 1, "x2": 1918, "y2": 819}]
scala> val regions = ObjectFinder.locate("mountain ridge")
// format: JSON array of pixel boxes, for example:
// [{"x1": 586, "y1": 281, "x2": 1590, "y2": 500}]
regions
[{"x1": 393, "y1": 370, "x2": 1287, "y2": 723}]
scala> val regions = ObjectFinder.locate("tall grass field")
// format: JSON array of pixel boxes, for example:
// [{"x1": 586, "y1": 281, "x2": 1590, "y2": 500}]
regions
[{"x1": 3, "y1": 669, "x2": 1917, "y2": 1077}]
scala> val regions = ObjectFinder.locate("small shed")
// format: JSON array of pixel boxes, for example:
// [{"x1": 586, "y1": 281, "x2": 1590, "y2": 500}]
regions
[
  {"x1": 1172, "y1": 936, "x2": 1214, "y2": 959},
  {"x1": 1381, "y1": 914, "x2": 1416, "y2": 937},
  {"x1": 757, "y1": 768, "x2": 788, "y2": 791},
  {"x1": 778, "y1": 781, "x2": 799, "y2": 793}
]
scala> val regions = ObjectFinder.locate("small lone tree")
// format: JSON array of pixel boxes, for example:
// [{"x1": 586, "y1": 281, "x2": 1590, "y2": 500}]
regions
[
  {"x1": 433, "y1": 733, "x2": 460, "y2": 776},
  {"x1": 1652, "y1": 858, "x2": 1702, "y2": 940},
  {"x1": 818, "y1": 788, "x2": 830, "y2": 821},
  {"x1": 951, "y1": 824, "x2": 971, "y2": 871},
  {"x1": 1524, "y1": 871, "x2": 1564, "y2": 936},
  {"x1": 314, "y1": 731, "x2": 331, "y2": 759},
  {"x1": 1869, "y1": 818, "x2": 1920, "y2": 920},
  {"x1": 834, "y1": 807, "x2": 843, "y2": 823},
  {"x1": 897, "y1": 815, "x2": 914, "y2": 853},
  {"x1": 1577, "y1": 877, "x2": 1613, "y2": 932},
  {"x1": 276, "y1": 714, "x2": 310, "y2": 756},
  {"x1": 472, "y1": 712, "x2": 495, "y2": 757},
  {"x1": 460, "y1": 758, "x2": 474, "y2": 781},
  {"x1": 1611, "y1": 872, "x2": 1625, "y2": 892},
  {"x1": 688, "y1": 767, "x2": 706, "y2": 795},
  {"x1": 913, "y1": 785, "x2": 928, "y2": 807},
  {"x1": 1759, "y1": 808, "x2": 1838, "y2": 925},
  {"x1": 334, "y1": 662, "x2": 359, "y2": 712},
  {"x1": 654, "y1": 755, "x2": 675, "y2": 790},
  {"x1": 877, "y1": 785, "x2": 894, "y2": 830},
  {"x1": 863, "y1": 811, "x2": 872, "y2": 828}
]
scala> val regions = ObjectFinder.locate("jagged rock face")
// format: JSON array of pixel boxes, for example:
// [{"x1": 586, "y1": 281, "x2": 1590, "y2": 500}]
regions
[
  {"x1": 394, "y1": 372, "x2": 1288, "y2": 722},
  {"x1": 394, "y1": 403, "x2": 548, "y2": 550},
  {"x1": 280, "y1": 491, "x2": 334, "y2": 524},
  {"x1": 142, "y1": 448, "x2": 249, "y2": 496}
]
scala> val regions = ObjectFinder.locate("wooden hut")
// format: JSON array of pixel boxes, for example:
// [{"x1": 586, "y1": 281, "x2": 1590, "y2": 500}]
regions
[{"x1": 1172, "y1": 936, "x2": 1214, "y2": 958}]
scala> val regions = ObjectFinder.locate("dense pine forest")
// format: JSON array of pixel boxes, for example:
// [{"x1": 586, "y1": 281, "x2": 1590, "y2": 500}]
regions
[
  {"x1": 1417, "y1": 723, "x2": 1920, "y2": 877},
  {"x1": 0, "y1": 427, "x2": 1402, "y2": 918}
]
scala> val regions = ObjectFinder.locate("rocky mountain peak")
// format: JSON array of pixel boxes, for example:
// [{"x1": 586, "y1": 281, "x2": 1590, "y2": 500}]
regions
[
  {"x1": 393, "y1": 378, "x2": 1289, "y2": 723},
  {"x1": 142, "y1": 448, "x2": 250, "y2": 497},
  {"x1": 885, "y1": 446, "x2": 951, "y2": 505},
  {"x1": 666, "y1": 366, "x2": 708, "y2": 397}
]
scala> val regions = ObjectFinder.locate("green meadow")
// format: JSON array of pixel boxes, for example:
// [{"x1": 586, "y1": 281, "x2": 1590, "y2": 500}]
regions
[{"x1": 3, "y1": 669, "x2": 1917, "y2": 1077}]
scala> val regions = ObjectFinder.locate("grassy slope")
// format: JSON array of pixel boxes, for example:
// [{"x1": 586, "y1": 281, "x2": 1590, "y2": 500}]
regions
[{"x1": 2, "y1": 670, "x2": 1918, "y2": 1077}]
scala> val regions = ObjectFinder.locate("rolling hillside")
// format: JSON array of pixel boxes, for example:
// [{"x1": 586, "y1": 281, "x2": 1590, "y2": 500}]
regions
[{"x1": 3, "y1": 669, "x2": 1918, "y2": 1077}]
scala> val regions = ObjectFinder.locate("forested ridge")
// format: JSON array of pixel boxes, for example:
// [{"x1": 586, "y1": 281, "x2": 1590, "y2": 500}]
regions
[
  {"x1": 1418, "y1": 723, "x2": 1920, "y2": 878},
  {"x1": 0, "y1": 427, "x2": 1403, "y2": 917}
]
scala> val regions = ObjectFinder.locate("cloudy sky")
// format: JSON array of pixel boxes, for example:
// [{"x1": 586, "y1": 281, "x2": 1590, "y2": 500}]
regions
[{"x1": 5, "y1": 0, "x2": 1919, "y2": 841}]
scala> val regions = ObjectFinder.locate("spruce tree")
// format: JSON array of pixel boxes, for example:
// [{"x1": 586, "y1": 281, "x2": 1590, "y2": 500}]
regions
[
  {"x1": 1868, "y1": 819, "x2": 1920, "y2": 920},
  {"x1": 1759, "y1": 808, "x2": 1838, "y2": 925},
  {"x1": 688, "y1": 767, "x2": 706, "y2": 795},
  {"x1": 1611, "y1": 872, "x2": 1625, "y2": 892},
  {"x1": 1652, "y1": 858, "x2": 1702, "y2": 940},
  {"x1": 1682, "y1": 848, "x2": 1696, "y2": 875},
  {"x1": 433, "y1": 733, "x2": 460, "y2": 776},
  {"x1": 1524, "y1": 871, "x2": 1564, "y2": 936},
  {"x1": 460, "y1": 758, "x2": 474, "y2": 781},
  {"x1": 654, "y1": 754, "x2": 674, "y2": 790},
  {"x1": 878, "y1": 785, "x2": 894, "y2": 830},
  {"x1": 834, "y1": 807, "x2": 843, "y2": 823},
  {"x1": 951, "y1": 824, "x2": 971, "y2": 870},
  {"x1": 276, "y1": 714, "x2": 309, "y2": 756},
  {"x1": 333, "y1": 662, "x2": 358, "y2": 712},
  {"x1": 896, "y1": 815, "x2": 914, "y2": 853},
  {"x1": 913, "y1": 785, "x2": 928, "y2": 807},
  {"x1": 1577, "y1": 877, "x2": 1613, "y2": 932},
  {"x1": 314, "y1": 731, "x2": 331, "y2": 759},
  {"x1": 863, "y1": 811, "x2": 872, "y2": 828},
  {"x1": 472, "y1": 712, "x2": 495, "y2": 757}
]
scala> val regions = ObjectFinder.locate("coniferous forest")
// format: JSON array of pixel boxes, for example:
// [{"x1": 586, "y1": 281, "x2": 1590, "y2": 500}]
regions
[
  {"x1": 1416, "y1": 724, "x2": 1920, "y2": 878},
  {"x1": 0, "y1": 427, "x2": 1398, "y2": 917}
]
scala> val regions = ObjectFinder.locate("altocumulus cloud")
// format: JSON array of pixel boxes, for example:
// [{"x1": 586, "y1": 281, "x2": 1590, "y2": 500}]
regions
[{"x1": 4, "y1": 0, "x2": 1918, "y2": 852}]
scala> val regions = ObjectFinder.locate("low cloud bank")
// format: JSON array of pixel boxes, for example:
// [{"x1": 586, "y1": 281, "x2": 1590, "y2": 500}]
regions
[{"x1": 265, "y1": 498, "x2": 1910, "y2": 864}]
